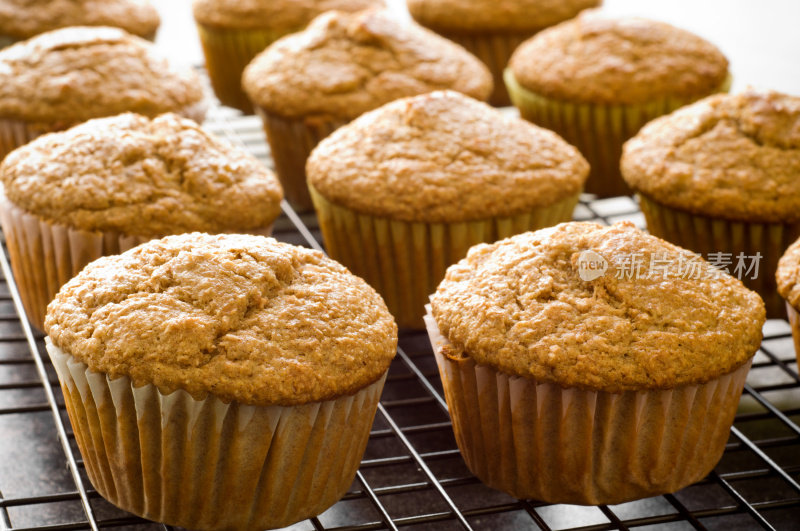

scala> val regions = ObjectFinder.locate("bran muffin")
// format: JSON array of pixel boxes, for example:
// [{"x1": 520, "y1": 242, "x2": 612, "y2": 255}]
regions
[
  {"x1": 0, "y1": 112, "x2": 282, "y2": 331},
  {"x1": 307, "y1": 90, "x2": 588, "y2": 328},
  {"x1": 777, "y1": 238, "x2": 800, "y2": 367},
  {"x1": 242, "y1": 8, "x2": 493, "y2": 211},
  {"x1": 192, "y1": 0, "x2": 385, "y2": 113},
  {"x1": 506, "y1": 11, "x2": 730, "y2": 196},
  {"x1": 427, "y1": 221, "x2": 765, "y2": 504},
  {"x1": 45, "y1": 232, "x2": 397, "y2": 530},
  {"x1": 0, "y1": 26, "x2": 206, "y2": 160},
  {"x1": 622, "y1": 89, "x2": 800, "y2": 318},
  {"x1": 407, "y1": 0, "x2": 600, "y2": 106}
]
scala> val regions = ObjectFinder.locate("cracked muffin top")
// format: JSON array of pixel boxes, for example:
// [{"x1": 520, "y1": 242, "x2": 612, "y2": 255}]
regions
[
  {"x1": 0, "y1": 0, "x2": 160, "y2": 40},
  {"x1": 193, "y1": 0, "x2": 384, "y2": 31},
  {"x1": 777, "y1": 237, "x2": 800, "y2": 310},
  {"x1": 1, "y1": 113, "x2": 283, "y2": 235},
  {"x1": 508, "y1": 11, "x2": 729, "y2": 105},
  {"x1": 430, "y1": 221, "x2": 765, "y2": 392},
  {"x1": 0, "y1": 26, "x2": 205, "y2": 123},
  {"x1": 307, "y1": 91, "x2": 589, "y2": 223},
  {"x1": 407, "y1": 0, "x2": 600, "y2": 33},
  {"x1": 622, "y1": 90, "x2": 800, "y2": 223},
  {"x1": 45, "y1": 232, "x2": 398, "y2": 406},
  {"x1": 242, "y1": 8, "x2": 493, "y2": 120}
]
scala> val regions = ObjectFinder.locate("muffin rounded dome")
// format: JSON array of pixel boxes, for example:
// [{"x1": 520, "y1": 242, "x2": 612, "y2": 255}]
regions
[
  {"x1": 777, "y1": 238, "x2": 800, "y2": 309},
  {"x1": 431, "y1": 221, "x2": 765, "y2": 392},
  {"x1": 242, "y1": 8, "x2": 493, "y2": 120},
  {"x1": 45, "y1": 232, "x2": 398, "y2": 406},
  {"x1": 307, "y1": 90, "x2": 588, "y2": 222},
  {"x1": 0, "y1": 26, "x2": 206, "y2": 123},
  {"x1": 509, "y1": 12, "x2": 729, "y2": 105},
  {"x1": 0, "y1": 113, "x2": 282, "y2": 235},
  {"x1": 622, "y1": 90, "x2": 800, "y2": 223}
]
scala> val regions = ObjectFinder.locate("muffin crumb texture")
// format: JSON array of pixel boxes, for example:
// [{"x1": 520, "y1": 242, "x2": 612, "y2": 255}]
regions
[
  {"x1": 777, "y1": 238, "x2": 800, "y2": 309},
  {"x1": 431, "y1": 222, "x2": 765, "y2": 392}
]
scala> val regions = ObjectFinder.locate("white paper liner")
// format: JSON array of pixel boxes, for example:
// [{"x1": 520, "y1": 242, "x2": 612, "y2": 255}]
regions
[
  {"x1": 0, "y1": 196, "x2": 273, "y2": 332},
  {"x1": 424, "y1": 305, "x2": 752, "y2": 505},
  {"x1": 47, "y1": 339, "x2": 386, "y2": 530}
]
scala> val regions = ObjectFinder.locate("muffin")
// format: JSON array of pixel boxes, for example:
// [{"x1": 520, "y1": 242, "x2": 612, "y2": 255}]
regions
[
  {"x1": 243, "y1": 8, "x2": 493, "y2": 211},
  {"x1": 0, "y1": 0, "x2": 160, "y2": 45},
  {"x1": 307, "y1": 90, "x2": 588, "y2": 328},
  {"x1": 427, "y1": 221, "x2": 765, "y2": 504},
  {"x1": 407, "y1": 0, "x2": 600, "y2": 106},
  {"x1": 45, "y1": 232, "x2": 397, "y2": 530},
  {"x1": 777, "y1": 239, "x2": 800, "y2": 366},
  {"x1": 622, "y1": 89, "x2": 800, "y2": 318},
  {"x1": 193, "y1": 0, "x2": 384, "y2": 113},
  {"x1": 0, "y1": 26, "x2": 207, "y2": 160},
  {"x1": 0, "y1": 112, "x2": 282, "y2": 331},
  {"x1": 506, "y1": 11, "x2": 730, "y2": 197}
]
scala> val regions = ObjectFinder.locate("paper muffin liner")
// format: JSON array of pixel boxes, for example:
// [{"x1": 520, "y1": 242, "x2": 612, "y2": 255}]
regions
[
  {"x1": 423, "y1": 306, "x2": 752, "y2": 505},
  {"x1": 783, "y1": 303, "x2": 800, "y2": 367},
  {"x1": 310, "y1": 183, "x2": 578, "y2": 329},
  {"x1": 46, "y1": 340, "x2": 386, "y2": 530},
  {"x1": 505, "y1": 70, "x2": 732, "y2": 197},
  {"x1": 255, "y1": 109, "x2": 346, "y2": 212},
  {"x1": 639, "y1": 194, "x2": 800, "y2": 318},
  {"x1": 0, "y1": 196, "x2": 273, "y2": 332},
  {"x1": 196, "y1": 23, "x2": 294, "y2": 113}
]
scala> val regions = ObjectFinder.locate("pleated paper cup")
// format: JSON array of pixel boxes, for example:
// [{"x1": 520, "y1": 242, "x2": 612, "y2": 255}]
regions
[
  {"x1": 255, "y1": 108, "x2": 346, "y2": 212},
  {"x1": 424, "y1": 306, "x2": 752, "y2": 505},
  {"x1": 196, "y1": 24, "x2": 293, "y2": 113},
  {"x1": 0, "y1": 196, "x2": 273, "y2": 332},
  {"x1": 639, "y1": 194, "x2": 800, "y2": 318},
  {"x1": 46, "y1": 339, "x2": 386, "y2": 531},
  {"x1": 310, "y1": 183, "x2": 579, "y2": 329},
  {"x1": 505, "y1": 70, "x2": 732, "y2": 197}
]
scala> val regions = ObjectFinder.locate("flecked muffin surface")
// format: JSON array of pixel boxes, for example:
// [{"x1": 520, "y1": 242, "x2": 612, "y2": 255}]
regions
[
  {"x1": 0, "y1": 0, "x2": 160, "y2": 40},
  {"x1": 308, "y1": 91, "x2": 588, "y2": 222},
  {"x1": 509, "y1": 12, "x2": 729, "y2": 105},
  {"x1": 1, "y1": 113, "x2": 282, "y2": 235},
  {"x1": 407, "y1": 0, "x2": 600, "y2": 33},
  {"x1": 431, "y1": 221, "x2": 765, "y2": 392},
  {"x1": 622, "y1": 90, "x2": 800, "y2": 223},
  {"x1": 776, "y1": 238, "x2": 800, "y2": 309},
  {"x1": 45, "y1": 232, "x2": 398, "y2": 406},
  {"x1": 242, "y1": 8, "x2": 493, "y2": 119},
  {"x1": 192, "y1": 0, "x2": 384, "y2": 31},
  {"x1": 0, "y1": 26, "x2": 205, "y2": 123}
]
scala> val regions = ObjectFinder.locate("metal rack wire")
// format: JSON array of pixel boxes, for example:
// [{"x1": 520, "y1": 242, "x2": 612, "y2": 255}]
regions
[{"x1": 0, "y1": 110, "x2": 799, "y2": 531}]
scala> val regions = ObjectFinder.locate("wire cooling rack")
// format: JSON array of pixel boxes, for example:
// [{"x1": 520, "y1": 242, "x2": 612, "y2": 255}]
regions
[{"x1": 0, "y1": 109, "x2": 799, "y2": 531}]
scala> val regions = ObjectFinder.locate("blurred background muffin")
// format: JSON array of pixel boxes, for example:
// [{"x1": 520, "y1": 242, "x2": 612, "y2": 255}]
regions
[
  {"x1": 0, "y1": 112, "x2": 282, "y2": 330},
  {"x1": 307, "y1": 90, "x2": 588, "y2": 327},
  {"x1": 407, "y1": 0, "x2": 600, "y2": 106},
  {"x1": 0, "y1": 26, "x2": 206, "y2": 160},
  {"x1": 192, "y1": 0, "x2": 385, "y2": 113},
  {"x1": 506, "y1": 11, "x2": 730, "y2": 197},
  {"x1": 622, "y1": 89, "x2": 800, "y2": 317},
  {"x1": 243, "y1": 8, "x2": 492, "y2": 212}
]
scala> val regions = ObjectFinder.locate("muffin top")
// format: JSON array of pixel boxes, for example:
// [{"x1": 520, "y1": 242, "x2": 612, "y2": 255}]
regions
[
  {"x1": 431, "y1": 221, "x2": 765, "y2": 392},
  {"x1": 777, "y1": 238, "x2": 800, "y2": 309},
  {"x1": 307, "y1": 91, "x2": 589, "y2": 223},
  {"x1": 0, "y1": 26, "x2": 205, "y2": 123},
  {"x1": 242, "y1": 9, "x2": 493, "y2": 119},
  {"x1": 509, "y1": 12, "x2": 729, "y2": 105},
  {"x1": 1, "y1": 113, "x2": 283, "y2": 235},
  {"x1": 45, "y1": 232, "x2": 398, "y2": 406},
  {"x1": 407, "y1": 0, "x2": 600, "y2": 33},
  {"x1": 622, "y1": 90, "x2": 800, "y2": 223},
  {"x1": 193, "y1": 0, "x2": 385, "y2": 31},
  {"x1": 0, "y1": 0, "x2": 160, "y2": 40}
]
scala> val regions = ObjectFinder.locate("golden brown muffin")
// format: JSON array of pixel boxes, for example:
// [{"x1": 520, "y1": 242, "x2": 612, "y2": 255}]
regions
[
  {"x1": 622, "y1": 89, "x2": 800, "y2": 317},
  {"x1": 307, "y1": 90, "x2": 587, "y2": 328},
  {"x1": 0, "y1": 0, "x2": 160, "y2": 41},
  {"x1": 0, "y1": 112, "x2": 281, "y2": 332},
  {"x1": 777, "y1": 237, "x2": 800, "y2": 366},
  {"x1": 427, "y1": 221, "x2": 764, "y2": 504},
  {"x1": 506, "y1": 11, "x2": 729, "y2": 196},
  {"x1": 45, "y1": 232, "x2": 397, "y2": 529}
]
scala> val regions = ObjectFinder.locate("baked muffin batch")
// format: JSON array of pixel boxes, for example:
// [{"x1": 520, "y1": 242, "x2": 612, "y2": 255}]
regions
[{"x1": 0, "y1": 0, "x2": 796, "y2": 529}]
